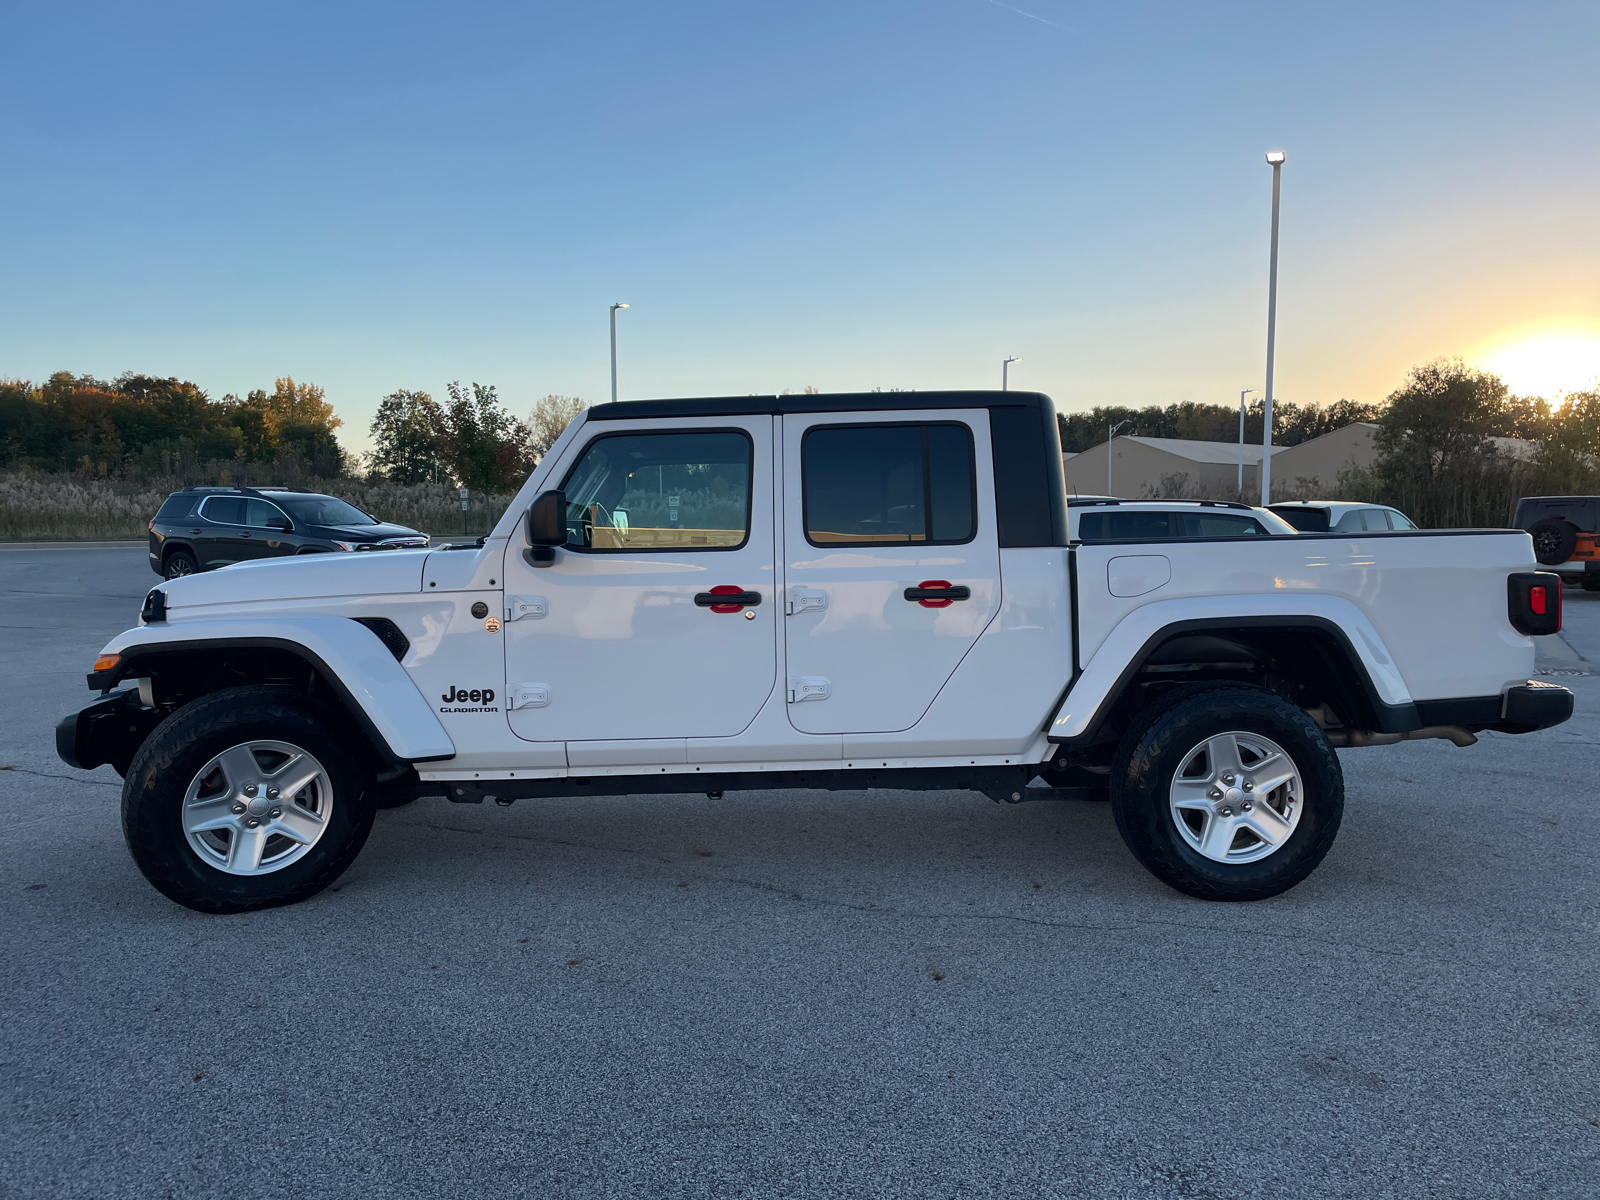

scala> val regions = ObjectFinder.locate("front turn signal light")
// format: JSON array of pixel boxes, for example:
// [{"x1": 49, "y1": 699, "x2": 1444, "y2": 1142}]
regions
[{"x1": 92, "y1": 653, "x2": 121, "y2": 673}]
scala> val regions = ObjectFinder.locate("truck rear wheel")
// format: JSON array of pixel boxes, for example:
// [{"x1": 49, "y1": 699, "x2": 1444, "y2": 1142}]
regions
[
  {"x1": 1110, "y1": 686, "x2": 1343, "y2": 901},
  {"x1": 121, "y1": 686, "x2": 377, "y2": 913}
]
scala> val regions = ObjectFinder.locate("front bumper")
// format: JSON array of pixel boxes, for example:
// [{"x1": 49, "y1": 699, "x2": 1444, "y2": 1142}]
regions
[{"x1": 56, "y1": 689, "x2": 164, "y2": 775}]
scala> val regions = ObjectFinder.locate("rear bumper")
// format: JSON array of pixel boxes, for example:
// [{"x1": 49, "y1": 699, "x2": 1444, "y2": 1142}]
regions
[{"x1": 1496, "y1": 680, "x2": 1575, "y2": 733}]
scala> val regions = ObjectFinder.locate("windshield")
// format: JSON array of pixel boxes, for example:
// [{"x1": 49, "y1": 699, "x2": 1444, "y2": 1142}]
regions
[{"x1": 276, "y1": 495, "x2": 379, "y2": 526}]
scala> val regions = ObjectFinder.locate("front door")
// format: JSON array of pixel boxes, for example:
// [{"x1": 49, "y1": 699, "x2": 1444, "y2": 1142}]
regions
[
  {"x1": 501, "y1": 418, "x2": 777, "y2": 746},
  {"x1": 780, "y1": 410, "x2": 1002, "y2": 734}
]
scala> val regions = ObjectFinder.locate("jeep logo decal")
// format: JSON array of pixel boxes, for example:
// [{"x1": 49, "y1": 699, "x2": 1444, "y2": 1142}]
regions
[{"x1": 440, "y1": 685, "x2": 498, "y2": 713}]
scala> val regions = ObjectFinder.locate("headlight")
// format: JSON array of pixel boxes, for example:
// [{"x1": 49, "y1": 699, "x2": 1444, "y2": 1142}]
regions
[{"x1": 332, "y1": 541, "x2": 357, "y2": 552}]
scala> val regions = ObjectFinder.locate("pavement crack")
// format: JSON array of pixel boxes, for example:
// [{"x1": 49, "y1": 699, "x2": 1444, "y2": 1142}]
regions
[{"x1": 0, "y1": 766, "x2": 120, "y2": 787}]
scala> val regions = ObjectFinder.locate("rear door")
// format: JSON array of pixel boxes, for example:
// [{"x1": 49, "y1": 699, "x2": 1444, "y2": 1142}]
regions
[
  {"x1": 780, "y1": 410, "x2": 1001, "y2": 734},
  {"x1": 193, "y1": 496, "x2": 250, "y2": 567}
]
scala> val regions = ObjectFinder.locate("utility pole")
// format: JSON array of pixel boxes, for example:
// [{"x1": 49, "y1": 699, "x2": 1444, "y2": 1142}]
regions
[
  {"x1": 609, "y1": 302, "x2": 630, "y2": 404},
  {"x1": 1002, "y1": 356, "x2": 1020, "y2": 391},
  {"x1": 1261, "y1": 150, "x2": 1285, "y2": 505},
  {"x1": 1108, "y1": 419, "x2": 1132, "y2": 496},
  {"x1": 1238, "y1": 388, "x2": 1257, "y2": 497}
]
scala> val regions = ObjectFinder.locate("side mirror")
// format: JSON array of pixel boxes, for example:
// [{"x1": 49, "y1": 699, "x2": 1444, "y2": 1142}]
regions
[
  {"x1": 524, "y1": 489, "x2": 566, "y2": 566},
  {"x1": 265, "y1": 516, "x2": 292, "y2": 531}
]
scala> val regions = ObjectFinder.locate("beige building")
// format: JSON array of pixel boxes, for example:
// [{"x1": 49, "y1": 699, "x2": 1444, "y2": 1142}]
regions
[
  {"x1": 1064, "y1": 436, "x2": 1263, "y2": 499},
  {"x1": 1065, "y1": 421, "x2": 1389, "y2": 501},
  {"x1": 1269, "y1": 422, "x2": 1379, "y2": 493}
]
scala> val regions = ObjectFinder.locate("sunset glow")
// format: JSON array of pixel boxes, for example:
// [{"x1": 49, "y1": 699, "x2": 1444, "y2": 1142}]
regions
[{"x1": 1477, "y1": 330, "x2": 1600, "y2": 400}]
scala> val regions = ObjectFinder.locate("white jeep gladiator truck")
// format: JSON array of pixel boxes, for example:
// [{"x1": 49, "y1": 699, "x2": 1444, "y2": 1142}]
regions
[{"x1": 57, "y1": 391, "x2": 1574, "y2": 913}]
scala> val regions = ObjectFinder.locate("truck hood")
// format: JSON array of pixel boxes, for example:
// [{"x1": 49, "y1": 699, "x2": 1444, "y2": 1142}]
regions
[{"x1": 156, "y1": 549, "x2": 430, "y2": 609}]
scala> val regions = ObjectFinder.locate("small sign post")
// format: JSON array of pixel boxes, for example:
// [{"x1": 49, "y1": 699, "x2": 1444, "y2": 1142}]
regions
[{"x1": 459, "y1": 487, "x2": 469, "y2": 535}]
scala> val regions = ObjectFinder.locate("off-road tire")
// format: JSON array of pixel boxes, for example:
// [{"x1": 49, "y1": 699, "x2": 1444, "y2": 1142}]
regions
[
  {"x1": 122, "y1": 686, "x2": 377, "y2": 913},
  {"x1": 1110, "y1": 685, "x2": 1344, "y2": 901},
  {"x1": 163, "y1": 548, "x2": 200, "y2": 579},
  {"x1": 1529, "y1": 517, "x2": 1578, "y2": 567}
]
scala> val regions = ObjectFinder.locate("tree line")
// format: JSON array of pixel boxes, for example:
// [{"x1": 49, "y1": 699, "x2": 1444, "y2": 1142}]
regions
[
  {"x1": 5, "y1": 362, "x2": 1597, "y2": 527},
  {"x1": 0, "y1": 371, "x2": 586, "y2": 495},
  {"x1": 0, "y1": 372, "x2": 347, "y2": 479}
]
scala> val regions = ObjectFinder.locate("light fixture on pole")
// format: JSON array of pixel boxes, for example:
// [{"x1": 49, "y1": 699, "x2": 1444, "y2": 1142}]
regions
[
  {"x1": 1108, "y1": 419, "x2": 1132, "y2": 496},
  {"x1": 1002, "y1": 356, "x2": 1020, "y2": 391},
  {"x1": 1237, "y1": 388, "x2": 1257, "y2": 497},
  {"x1": 1261, "y1": 150, "x2": 1285, "y2": 505},
  {"x1": 609, "y1": 302, "x2": 630, "y2": 404}
]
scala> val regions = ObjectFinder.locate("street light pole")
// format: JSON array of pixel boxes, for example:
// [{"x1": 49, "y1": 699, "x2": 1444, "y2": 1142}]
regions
[
  {"x1": 1002, "y1": 356, "x2": 1020, "y2": 391},
  {"x1": 1108, "y1": 419, "x2": 1132, "y2": 496},
  {"x1": 609, "y1": 302, "x2": 630, "y2": 404},
  {"x1": 1261, "y1": 150, "x2": 1285, "y2": 505},
  {"x1": 1238, "y1": 388, "x2": 1257, "y2": 497}
]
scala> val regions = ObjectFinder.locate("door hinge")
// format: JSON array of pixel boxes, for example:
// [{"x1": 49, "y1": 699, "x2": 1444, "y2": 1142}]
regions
[
  {"x1": 508, "y1": 683, "x2": 551, "y2": 710},
  {"x1": 506, "y1": 595, "x2": 548, "y2": 621},
  {"x1": 787, "y1": 676, "x2": 831, "y2": 703},
  {"x1": 785, "y1": 587, "x2": 828, "y2": 616}
]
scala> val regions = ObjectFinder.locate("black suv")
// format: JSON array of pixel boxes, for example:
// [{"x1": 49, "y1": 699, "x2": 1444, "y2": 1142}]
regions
[{"x1": 149, "y1": 487, "x2": 430, "y2": 579}]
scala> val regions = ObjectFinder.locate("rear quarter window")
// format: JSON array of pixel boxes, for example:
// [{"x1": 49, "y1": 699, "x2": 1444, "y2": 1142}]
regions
[
  {"x1": 154, "y1": 495, "x2": 196, "y2": 520},
  {"x1": 1179, "y1": 513, "x2": 1265, "y2": 537}
]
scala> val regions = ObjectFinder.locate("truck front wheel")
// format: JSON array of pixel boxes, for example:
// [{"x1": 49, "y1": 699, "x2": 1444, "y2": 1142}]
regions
[
  {"x1": 121, "y1": 686, "x2": 377, "y2": 913},
  {"x1": 1110, "y1": 686, "x2": 1344, "y2": 901}
]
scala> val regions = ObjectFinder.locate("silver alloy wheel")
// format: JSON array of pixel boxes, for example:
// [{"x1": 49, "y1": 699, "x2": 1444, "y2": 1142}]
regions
[
  {"x1": 1169, "y1": 731, "x2": 1302, "y2": 864},
  {"x1": 181, "y1": 740, "x2": 333, "y2": 875},
  {"x1": 165, "y1": 556, "x2": 195, "y2": 578}
]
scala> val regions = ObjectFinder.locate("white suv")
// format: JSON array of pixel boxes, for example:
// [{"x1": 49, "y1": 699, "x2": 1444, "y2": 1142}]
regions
[
  {"x1": 1268, "y1": 502, "x2": 1418, "y2": 533},
  {"x1": 1070, "y1": 499, "x2": 1300, "y2": 541}
]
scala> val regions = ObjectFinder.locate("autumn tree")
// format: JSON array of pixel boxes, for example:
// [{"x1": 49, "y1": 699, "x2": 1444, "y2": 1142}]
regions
[
  {"x1": 528, "y1": 394, "x2": 586, "y2": 460},
  {"x1": 439, "y1": 381, "x2": 532, "y2": 493},
  {"x1": 368, "y1": 389, "x2": 445, "y2": 484}
]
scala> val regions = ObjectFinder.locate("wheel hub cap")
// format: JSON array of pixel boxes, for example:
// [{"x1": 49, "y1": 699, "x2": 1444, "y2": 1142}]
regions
[
  {"x1": 1170, "y1": 731, "x2": 1304, "y2": 864},
  {"x1": 181, "y1": 740, "x2": 334, "y2": 876}
]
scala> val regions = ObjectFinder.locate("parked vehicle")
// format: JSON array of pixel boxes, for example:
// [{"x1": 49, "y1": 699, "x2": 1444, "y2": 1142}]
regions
[
  {"x1": 60, "y1": 390, "x2": 1571, "y2": 913},
  {"x1": 1071, "y1": 498, "x2": 1299, "y2": 540},
  {"x1": 1266, "y1": 501, "x2": 1417, "y2": 533},
  {"x1": 149, "y1": 486, "x2": 430, "y2": 579},
  {"x1": 1513, "y1": 496, "x2": 1599, "y2": 589}
]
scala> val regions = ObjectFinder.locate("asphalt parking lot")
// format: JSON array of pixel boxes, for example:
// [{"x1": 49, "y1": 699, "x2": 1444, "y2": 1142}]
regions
[{"x1": 3, "y1": 547, "x2": 1597, "y2": 1199}]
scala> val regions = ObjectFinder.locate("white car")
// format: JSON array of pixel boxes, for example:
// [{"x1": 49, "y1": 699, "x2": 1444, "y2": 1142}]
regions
[
  {"x1": 1070, "y1": 498, "x2": 1301, "y2": 541},
  {"x1": 1267, "y1": 501, "x2": 1418, "y2": 533},
  {"x1": 58, "y1": 390, "x2": 1572, "y2": 913}
]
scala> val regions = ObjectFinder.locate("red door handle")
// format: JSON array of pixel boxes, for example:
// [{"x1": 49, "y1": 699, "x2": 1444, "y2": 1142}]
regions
[
  {"x1": 904, "y1": 579, "x2": 971, "y2": 608},
  {"x1": 694, "y1": 585, "x2": 762, "y2": 613}
]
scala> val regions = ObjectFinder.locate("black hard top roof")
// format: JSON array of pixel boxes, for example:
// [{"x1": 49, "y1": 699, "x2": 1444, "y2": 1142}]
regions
[{"x1": 586, "y1": 390, "x2": 1054, "y2": 421}]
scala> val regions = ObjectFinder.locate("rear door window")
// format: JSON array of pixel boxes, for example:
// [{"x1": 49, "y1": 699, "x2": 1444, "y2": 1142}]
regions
[
  {"x1": 200, "y1": 497, "x2": 245, "y2": 524},
  {"x1": 802, "y1": 423, "x2": 976, "y2": 546},
  {"x1": 1076, "y1": 510, "x2": 1174, "y2": 540}
]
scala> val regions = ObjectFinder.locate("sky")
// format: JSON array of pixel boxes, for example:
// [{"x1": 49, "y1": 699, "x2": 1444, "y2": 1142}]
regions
[{"x1": 2, "y1": 1, "x2": 1598, "y2": 455}]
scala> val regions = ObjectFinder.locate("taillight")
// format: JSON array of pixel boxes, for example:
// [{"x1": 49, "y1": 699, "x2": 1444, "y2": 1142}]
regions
[{"x1": 1508, "y1": 571, "x2": 1561, "y2": 636}]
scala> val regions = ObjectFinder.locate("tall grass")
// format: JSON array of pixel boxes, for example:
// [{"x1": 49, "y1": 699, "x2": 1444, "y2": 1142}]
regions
[{"x1": 0, "y1": 471, "x2": 516, "y2": 541}]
